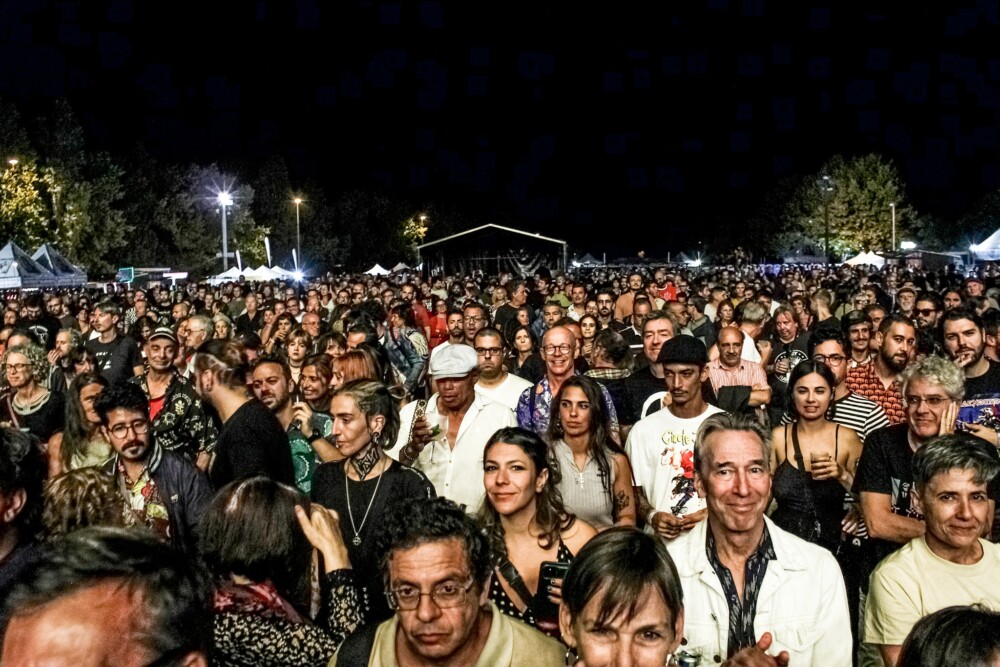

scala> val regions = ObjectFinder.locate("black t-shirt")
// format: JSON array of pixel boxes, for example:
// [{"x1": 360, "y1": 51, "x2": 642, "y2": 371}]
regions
[
  {"x1": 767, "y1": 333, "x2": 811, "y2": 423},
  {"x1": 86, "y1": 334, "x2": 143, "y2": 385},
  {"x1": 1, "y1": 391, "x2": 65, "y2": 442},
  {"x1": 960, "y1": 359, "x2": 1000, "y2": 431},
  {"x1": 24, "y1": 315, "x2": 61, "y2": 350},
  {"x1": 311, "y1": 459, "x2": 435, "y2": 623},
  {"x1": 621, "y1": 366, "x2": 666, "y2": 426},
  {"x1": 210, "y1": 400, "x2": 295, "y2": 489}
]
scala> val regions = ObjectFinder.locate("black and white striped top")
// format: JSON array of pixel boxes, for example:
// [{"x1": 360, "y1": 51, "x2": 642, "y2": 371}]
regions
[{"x1": 781, "y1": 391, "x2": 891, "y2": 443}]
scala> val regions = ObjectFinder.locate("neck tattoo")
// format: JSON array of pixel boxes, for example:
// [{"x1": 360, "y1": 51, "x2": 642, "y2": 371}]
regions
[{"x1": 351, "y1": 444, "x2": 382, "y2": 480}]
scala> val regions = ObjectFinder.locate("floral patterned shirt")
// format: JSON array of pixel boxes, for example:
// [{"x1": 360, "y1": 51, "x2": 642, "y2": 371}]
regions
[{"x1": 131, "y1": 372, "x2": 219, "y2": 458}]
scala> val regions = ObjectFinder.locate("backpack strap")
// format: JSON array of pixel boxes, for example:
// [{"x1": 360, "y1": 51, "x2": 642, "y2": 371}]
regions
[{"x1": 336, "y1": 622, "x2": 380, "y2": 667}]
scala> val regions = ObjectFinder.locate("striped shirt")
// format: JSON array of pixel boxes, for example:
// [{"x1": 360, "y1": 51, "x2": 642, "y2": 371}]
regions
[{"x1": 781, "y1": 391, "x2": 891, "y2": 443}]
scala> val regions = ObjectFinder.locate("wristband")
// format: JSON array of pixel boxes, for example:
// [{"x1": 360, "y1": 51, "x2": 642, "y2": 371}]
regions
[
  {"x1": 646, "y1": 509, "x2": 659, "y2": 526},
  {"x1": 307, "y1": 432, "x2": 322, "y2": 444}
]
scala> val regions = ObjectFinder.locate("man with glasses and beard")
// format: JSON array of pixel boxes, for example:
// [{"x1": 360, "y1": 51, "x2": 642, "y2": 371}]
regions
[
  {"x1": 97, "y1": 382, "x2": 211, "y2": 554},
  {"x1": 473, "y1": 328, "x2": 530, "y2": 412},
  {"x1": 846, "y1": 314, "x2": 916, "y2": 424}
]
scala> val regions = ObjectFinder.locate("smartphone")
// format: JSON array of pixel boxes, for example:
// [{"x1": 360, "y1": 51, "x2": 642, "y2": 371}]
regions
[{"x1": 531, "y1": 561, "x2": 571, "y2": 635}]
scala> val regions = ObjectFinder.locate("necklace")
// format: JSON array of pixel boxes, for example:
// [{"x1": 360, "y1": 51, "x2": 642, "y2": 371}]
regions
[{"x1": 345, "y1": 457, "x2": 385, "y2": 546}]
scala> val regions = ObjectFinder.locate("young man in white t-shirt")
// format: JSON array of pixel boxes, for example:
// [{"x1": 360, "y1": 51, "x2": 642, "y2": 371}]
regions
[
  {"x1": 865, "y1": 433, "x2": 1000, "y2": 667},
  {"x1": 472, "y1": 328, "x2": 530, "y2": 412},
  {"x1": 627, "y1": 335, "x2": 723, "y2": 541}
]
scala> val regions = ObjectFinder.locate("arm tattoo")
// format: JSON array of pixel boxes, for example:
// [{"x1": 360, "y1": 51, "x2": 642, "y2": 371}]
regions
[{"x1": 614, "y1": 490, "x2": 630, "y2": 511}]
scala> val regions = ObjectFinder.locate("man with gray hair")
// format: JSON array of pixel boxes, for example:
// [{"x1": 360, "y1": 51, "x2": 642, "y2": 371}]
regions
[
  {"x1": 852, "y1": 354, "x2": 972, "y2": 666},
  {"x1": 865, "y1": 433, "x2": 1000, "y2": 667},
  {"x1": 668, "y1": 412, "x2": 851, "y2": 666}
]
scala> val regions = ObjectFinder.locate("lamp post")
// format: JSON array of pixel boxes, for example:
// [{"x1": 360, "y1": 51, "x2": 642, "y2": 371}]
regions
[
  {"x1": 293, "y1": 197, "x2": 303, "y2": 270},
  {"x1": 817, "y1": 174, "x2": 835, "y2": 264},
  {"x1": 6, "y1": 158, "x2": 17, "y2": 167},
  {"x1": 889, "y1": 202, "x2": 896, "y2": 252},
  {"x1": 218, "y1": 191, "x2": 233, "y2": 271}
]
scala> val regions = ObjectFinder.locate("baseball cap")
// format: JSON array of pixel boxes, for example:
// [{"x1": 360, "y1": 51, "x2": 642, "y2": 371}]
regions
[
  {"x1": 657, "y1": 335, "x2": 708, "y2": 366},
  {"x1": 429, "y1": 344, "x2": 478, "y2": 379},
  {"x1": 147, "y1": 326, "x2": 177, "y2": 344}
]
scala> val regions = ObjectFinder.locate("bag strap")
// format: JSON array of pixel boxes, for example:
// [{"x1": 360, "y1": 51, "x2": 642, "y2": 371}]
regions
[
  {"x1": 336, "y1": 622, "x2": 379, "y2": 667},
  {"x1": 497, "y1": 557, "x2": 533, "y2": 606}
]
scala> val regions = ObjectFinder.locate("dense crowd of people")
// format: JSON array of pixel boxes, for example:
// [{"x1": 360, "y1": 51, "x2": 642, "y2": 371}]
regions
[{"x1": 0, "y1": 260, "x2": 998, "y2": 666}]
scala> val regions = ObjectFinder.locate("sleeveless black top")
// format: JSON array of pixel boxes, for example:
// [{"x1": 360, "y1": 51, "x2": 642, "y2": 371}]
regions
[{"x1": 772, "y1": 423, "x2": 847, "y2": 552}]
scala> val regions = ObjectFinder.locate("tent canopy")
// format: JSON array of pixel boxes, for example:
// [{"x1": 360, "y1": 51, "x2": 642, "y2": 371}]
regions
[
  {"x1": 31, "y1": 244, "x2": 87, "y2": 286},
  {"x1": 971, "y1": 227, "x2": 1000, "y2": 261},
  {"x1": 0, "y1": 242, "x2": 90, "y2": 289},
  {"x1": 844, "y1": 251, "x2": 886, "y2": 268},
  {"x1": 364, "y1": 264, "x2": 391, "y2": 276},
  {"x1": 418, "y1": 224, "x2": 567, "y2": 275},
  {"x1": 392, "y1": 262, "x2": 411, "y2": 272}
]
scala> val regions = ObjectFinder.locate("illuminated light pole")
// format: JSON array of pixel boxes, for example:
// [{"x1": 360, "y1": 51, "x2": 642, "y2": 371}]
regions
[
  {"x1": 817, "y1": 174, "x2": 835, "y2": 264},
  {"x1": 218, "y1": 191, "x2": 233, "y2": 271},
  {"x1": 889, "y1": 202, "x2": 896, "y2": 252},
  {"x1": 7, "y1": 158, "x2": 18, "y2": 167},
  {"x1": 293, "y1": 197, "x2": 303, "y2": 270}
]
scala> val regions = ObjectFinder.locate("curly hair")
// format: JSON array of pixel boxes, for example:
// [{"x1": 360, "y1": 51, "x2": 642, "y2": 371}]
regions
[
  {"x1": 0, "y1": 427, "x2": 45, "y2": 539},
  {"x1": 42, "y1": 467, "x2": 129, "y2": 540},
  {"x1": 3, "y1": 343, "x2": 50, "y2": 386},
  {"x1": 477, "y1": 427, "x2": 576, "y2": 563},
  {"x1": 376, "y1": 496, "x2": 492, "y2": 592}
]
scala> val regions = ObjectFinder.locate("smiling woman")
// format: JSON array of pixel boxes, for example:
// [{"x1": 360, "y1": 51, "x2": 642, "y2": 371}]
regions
[{"x1": 477, "y1": 426, "x2": 597, "y2": 638}]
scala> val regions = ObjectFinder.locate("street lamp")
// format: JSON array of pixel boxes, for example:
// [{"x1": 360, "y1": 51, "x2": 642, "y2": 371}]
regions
[
  {"x1": 6, "y1": 158, "x2": 18, "y2": 167},
  {"x1": 817, "y1": 174, "x2": 835, "y2": 264},
  {"x1": 218, "y1": 191, "x2": 233, "y2": 271},
  {"x1": 293, "y1": 197, "x2": 303, "y2": 270},
  {"x1": 889, "y1": 202, "x2": 896, "y2": 252}
]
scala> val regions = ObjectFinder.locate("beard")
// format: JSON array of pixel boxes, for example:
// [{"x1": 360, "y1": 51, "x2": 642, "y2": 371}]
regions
[{"x1": 880, "y1": 348, "x2": 910, "y2": 373}]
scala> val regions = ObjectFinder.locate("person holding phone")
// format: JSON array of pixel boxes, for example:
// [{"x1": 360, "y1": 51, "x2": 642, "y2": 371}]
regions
[{"x1": 477, "y1": 426, "x2": 597, "y2": 637}]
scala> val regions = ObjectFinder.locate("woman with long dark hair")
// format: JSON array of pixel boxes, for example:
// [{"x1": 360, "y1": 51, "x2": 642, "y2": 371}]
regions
[
  {"x1": 547, "y1": 376, "x2": 635, "y2": 530},
  {"x1": 771, "y1": 360, "x2": 861, "y2": 552},
  {"x1": 578, "y1": 314, "x2": 600, "y2": 362},
  {"x1": 46, "y1": 373, "x2": 111, "y2": 477},
  {"x1": 505, "y1": 324, "x2": 544, "y2": 383},
  {"x1": 310, "y1": 380, "x2": 434, "y2": 623},
  {"x1": 199, "y1": 476, "x2": 364, "y2": 666},
  {"x1": 478, "y1": 426, "x2": 596, "y2": 637}
]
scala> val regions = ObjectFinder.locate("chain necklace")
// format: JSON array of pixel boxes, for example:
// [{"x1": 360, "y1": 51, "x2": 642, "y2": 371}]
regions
[{"x1": 345, "y1": 455, "x2": 385, "y2": 546}]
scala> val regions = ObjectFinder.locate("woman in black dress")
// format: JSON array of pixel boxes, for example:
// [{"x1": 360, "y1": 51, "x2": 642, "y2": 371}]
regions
[
  {"x1": 770, "y1": 361, "x2": 861, "y2": 552},
  {"x1": 0, "y1": 343, "x2": 64, "y2": 455},
  {"x1": 311, "y1": 380, "x2": 434, "y2": 623}
]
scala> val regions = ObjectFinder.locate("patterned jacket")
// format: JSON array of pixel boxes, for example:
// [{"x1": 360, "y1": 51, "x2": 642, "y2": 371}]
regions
[{"x1": 130, "y1": 372, "x2": 219, "y2": 459}]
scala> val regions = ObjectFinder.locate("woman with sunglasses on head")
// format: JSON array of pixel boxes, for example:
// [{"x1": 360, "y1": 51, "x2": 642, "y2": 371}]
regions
[
  {"x1": 310, "y1": 380, "x2": 435, "y2": 624},
  {"x1": 771, "y1": 360, "x2": 861, "y2": 552}
]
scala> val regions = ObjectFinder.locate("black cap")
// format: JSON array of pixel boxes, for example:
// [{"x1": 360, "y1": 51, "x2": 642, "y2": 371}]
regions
[{"x1": 657, "y1": 335, "x2": 708, "y2": 365}]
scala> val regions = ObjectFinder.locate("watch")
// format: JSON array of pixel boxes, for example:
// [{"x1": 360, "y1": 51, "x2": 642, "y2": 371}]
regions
[{"x1": 307, "y1": 432, "x2": 322, "y2": 443}]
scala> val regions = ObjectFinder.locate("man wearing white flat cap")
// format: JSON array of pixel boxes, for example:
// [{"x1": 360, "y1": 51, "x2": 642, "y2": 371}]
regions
[{"x1": 389, "y1": 344, "x2": 515, "y2": 512}]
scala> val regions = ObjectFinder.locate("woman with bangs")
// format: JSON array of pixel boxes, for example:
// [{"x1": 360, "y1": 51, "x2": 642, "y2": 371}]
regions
[{"x1": 559, "y1": 528, "x2": 685, "y2": 667}]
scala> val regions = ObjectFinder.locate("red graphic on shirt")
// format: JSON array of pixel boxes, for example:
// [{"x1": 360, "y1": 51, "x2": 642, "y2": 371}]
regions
[{"x1": 680, "y1": 451, "x2": 694, "y2": 479}]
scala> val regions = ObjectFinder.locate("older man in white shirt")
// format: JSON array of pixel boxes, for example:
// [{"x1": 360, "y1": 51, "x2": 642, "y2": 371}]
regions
[{"x1": 390, "y1": 344, "x2": 515, "y2": 512}]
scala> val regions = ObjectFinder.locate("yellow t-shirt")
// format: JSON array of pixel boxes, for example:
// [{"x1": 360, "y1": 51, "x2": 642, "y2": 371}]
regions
[{"x1": 865, "y1": 536, "x2": 1000, "y2": 645}]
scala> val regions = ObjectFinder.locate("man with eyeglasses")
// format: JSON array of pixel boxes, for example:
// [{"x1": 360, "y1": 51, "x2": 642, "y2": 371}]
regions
[
  {"x1": 333, "y1": 497, "x2": 563, "y2": 665},
  {"x1": 462, "y1": 302, "x2": 489, "y2": 343},
  {"x1": 473, "y1": 328, "x2": 530, "y2": 411},
  {"x1": 516, "y1": 326, "x2": 620, "y2": 441},
  {"x1": 852, "y1": 355, "x2": 977, "y2": 666},
  {"x1": 97, "y1": 382, "x2": 212, "y2": 554}
]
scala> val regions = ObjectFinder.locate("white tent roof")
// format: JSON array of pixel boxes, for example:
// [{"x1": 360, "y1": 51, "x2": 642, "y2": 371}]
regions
[
  {"x1": 844, "y1": 251, "x2": 885, "y2": 268},
  {"x1": 31, "y1": 244, "x2": 87, "y2": 286},
  {"x1": 391, "y1": 262, "x2": 411, "y2": 272},
  {"x1": 364, "y1": 264, "x2": 391, "y2": 276},
  {"x1": 0, "y1": 242, "x2": 59, "y2": 289},
  {"x1": 971, "y1": 227, "x2": 1000, "y2": 261}
]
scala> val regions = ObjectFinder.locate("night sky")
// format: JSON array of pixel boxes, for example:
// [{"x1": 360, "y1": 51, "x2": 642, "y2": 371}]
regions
[{"x1": 2, "y1": 1, "x2": 999, "y2": 257}]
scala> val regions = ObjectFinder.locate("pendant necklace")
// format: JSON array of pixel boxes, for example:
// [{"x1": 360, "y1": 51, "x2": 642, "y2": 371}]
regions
[{"x1": 345, "y1": 456, "x2": 385, "y2": 546}]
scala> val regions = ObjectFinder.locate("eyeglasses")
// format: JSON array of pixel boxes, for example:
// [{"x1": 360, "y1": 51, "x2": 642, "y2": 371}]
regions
[
  {"x1": 475, "y1": 347, "x2": 503, "y2": 357},
  {"x1": 109, "y1": 420, "x2": 150, "y2": 439},
  {"x1": 915, "y1": 308, "x2": 938, "y2": 317},
  {"x1": 905, "y1": 395, "x2": 950, "y2": 408},
  {"x1": 543, "y1": 344, "x2": 572, "y2": 355},
  {"x1": 4, "y1": 363, "x2": 32, "y2": 373},
  {"x1": 812, "y1": 354, "x2": 846, "y2": 366},
  {"x1": 386, "y1": 579, "x2": 475, "y2": 611},
  {"x1": 464, "y1": 316, "x2": 484, "y2": 323}
]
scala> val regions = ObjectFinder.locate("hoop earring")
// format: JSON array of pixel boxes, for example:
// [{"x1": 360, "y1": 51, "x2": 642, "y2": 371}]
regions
[
  {"x1": 564, "y1": 646, "x2": 579, "y2": 666},
  {"x1": 371, "y1": 430, "x2": 382, "y2": 447}
]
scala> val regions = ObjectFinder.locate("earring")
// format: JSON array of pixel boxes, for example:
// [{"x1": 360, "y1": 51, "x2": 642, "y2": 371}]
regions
[
  {"x1": 564, "y1": 646, "x2": 578, "y2": 666},
  {"x1": 371, "y1": 430, "x2": 381, "y2": 447}
]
